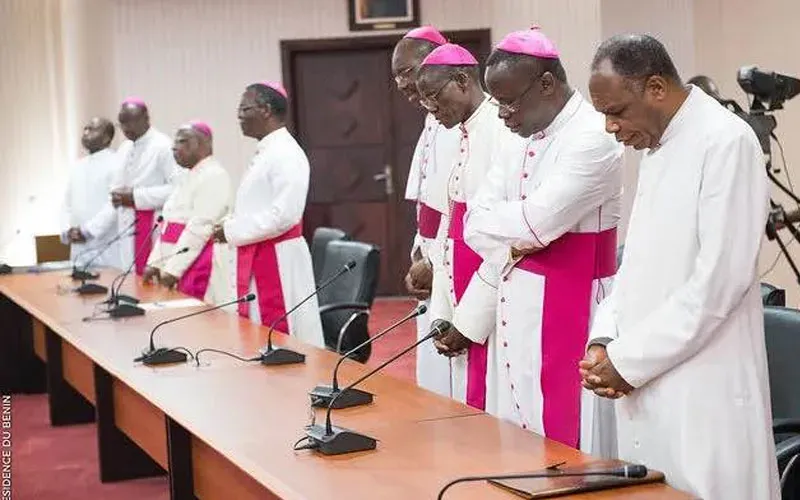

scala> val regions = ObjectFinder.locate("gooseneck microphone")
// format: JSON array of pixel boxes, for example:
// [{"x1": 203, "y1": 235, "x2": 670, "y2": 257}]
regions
[
  {"x1": 436, "y1": 464, "x2": 649, "y2": 499},
  {"x1": 135, "y1": 293, "x2": 256, "y2": 366},
  {"x1": 309, "y1": 304, "x2": 427, "y2": 409},
  {"x1": 106, "y1": 245, "x2": 189, "y2": 319},
  {"x1": 259, "y1": 260, "x2": 357, "y2": 366},
  {"x1": 71, "y1": 217, "x2": 138, "y2": 282},
  {"x1": 106, "y1": 215, "x2": 164, "y2": 307},
  {"x1": 300, "y1": 320, "x2": 447, "y2": 455}
]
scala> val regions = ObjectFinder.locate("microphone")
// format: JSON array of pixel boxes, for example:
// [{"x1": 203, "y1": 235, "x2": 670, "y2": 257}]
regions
[
  {"x1": 106, "y1": 245, "x2": 189, "y2": 319},
  {"x1": 259, "y1": 260, "x2": 357, "y2": 366},
  {"x1": 309, "y1": 304, "x2": 427, "y2": 409},
  {"x1": 74, "y1": 225, "x2": 138, "y2": 295},
  {"x1": 301, "y1": 319, "x2": 447, "y2": 455},
  {"x1": 135, "y1": 293, "x2": 256, "y2": 366},
  {"x1": 103, "y1": 216, "x2": 163, "y2": 314},
  {"x1": 71, "y1": 218, "x2": 137, "y2": 281},
  {"x1": 436, "y1": 464, "x2": 649, "y2": 499}
]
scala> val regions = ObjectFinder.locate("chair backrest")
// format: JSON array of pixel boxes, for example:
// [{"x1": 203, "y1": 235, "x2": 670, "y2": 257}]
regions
[
  {"x1": 35, "y1": 234, "x2": 70, "y2": 263},
  {"x1": 318, "y1": 240, "x2": 380, "y2": 353},
  {"x1": 764, "y1": 306, "x2": 800, "y2": 421},
  {"x1": 762, "y1": 282, "x2": 787, "y2": 307},
  {"x1": 311, "y1": 227, "x2": 348, "y2": 286}
]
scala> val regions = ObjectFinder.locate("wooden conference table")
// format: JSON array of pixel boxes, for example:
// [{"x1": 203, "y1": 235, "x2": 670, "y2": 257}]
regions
[{"x1": 0, "y1": 268, "x2": 691, "y2": 499}]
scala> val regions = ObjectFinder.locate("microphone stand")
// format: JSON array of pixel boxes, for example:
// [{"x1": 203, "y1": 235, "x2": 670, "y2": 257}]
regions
[
  {"x1": 259, "y1": 261, "x2": 356, "y2": 366},
  {"x1": 436, "y1": 464, "x2": 649, "y2": 500},
  {"x1": 309, "y1": 304, "x2": 427, "y2": 409},
  {"x1": 135, "y1": 293, "x2": 256, "y2": 366},
  {"x1": 72, "y1": 221, "x2": 137, "y2": 282},
  {"x1": 302, "y1": 324, "x2": 440, "y2": 455},
  {"x1": 104, "y1": 218, "x2": 163, "y2": 317}
]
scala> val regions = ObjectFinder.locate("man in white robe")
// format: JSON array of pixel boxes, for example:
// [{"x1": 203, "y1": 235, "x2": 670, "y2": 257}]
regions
[
  {"x1": 416, "y1": 43, "x2": 508, "y2": 409},
  {"x1": 434, "y1": 29, "x2": 623, "y2": 457},
  {"x1": 61, "y1": 117, "x2": 121, "y2": 269},
  {"x1": 392, "y1": 26, "x2": 461, "y2": 397},
  {"x1": 143, "y1": 122, "x2": 232, "y2": 304},
  {"x1": 581, "y1": 34, "x2": 779, "y2": 499},
  {"x1": 84, "y1": 98, "x2": 179, "y2": 276},
  {"x1": 212, "y1": 82, "x2": 323, "y2": 348}
]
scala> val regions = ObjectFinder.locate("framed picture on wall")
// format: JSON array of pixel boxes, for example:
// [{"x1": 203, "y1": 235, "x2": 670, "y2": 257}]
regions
[{"x1": 348, "y1": 0, "x2": 420, "y2": 31}]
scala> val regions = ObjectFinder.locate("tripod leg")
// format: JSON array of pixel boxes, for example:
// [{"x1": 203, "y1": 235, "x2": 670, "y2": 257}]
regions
[{"x1": 772, "y1": 231, "x2": 800, "y2": 287}]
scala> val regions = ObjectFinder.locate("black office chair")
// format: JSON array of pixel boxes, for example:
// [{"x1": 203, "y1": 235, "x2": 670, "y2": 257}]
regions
[
  {"x1": 311, "y1": 227, "x2": 349, "y2": 286},
  {"x1": 317, "y1": 240, "x2": 380, "y2": 363},
  {"x1": 763, "y1": 282, "x2": 788, "y2": 307},
  {"x1": 764, "y1": 306, "x2": 800, "y2": 499}
]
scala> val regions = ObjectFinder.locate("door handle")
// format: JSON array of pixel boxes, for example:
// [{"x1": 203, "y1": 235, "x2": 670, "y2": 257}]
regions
[{"x1": 372, "y1": 164, "x2": 394, "y2": 196}]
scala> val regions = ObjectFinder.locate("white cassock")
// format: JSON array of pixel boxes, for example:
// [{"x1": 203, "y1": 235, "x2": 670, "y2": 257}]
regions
[
  {"x1": 223, "y1": 127, "x2": 323, "y2": 348},
  {"x1": 428, "y1": 96, "x2": 506, "y2": 408},
  {"x1": 455, "y1": 91, "x2": 623, "y2": 457},
  {"x1": 589, "y1": 87, "x2": 779, "y2": 498},
  {"x1": 60, "y1": 148, "x2": 122, "y2": 269},
  {"x1": 84, "y1": 127, "x2": 180, "y2": 275},
  {"x1": 146, "y1": 156, "x2": 232, "y2": 305},
  {"x1": 405, "y1": 113, "x2": 461, "y2": 397}
]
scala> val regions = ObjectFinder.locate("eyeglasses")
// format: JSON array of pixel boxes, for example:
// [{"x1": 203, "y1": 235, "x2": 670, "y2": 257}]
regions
[
  {"x1": 393, "y1": 66, "x2": 416, "y2": 86},
  {"x1": 488, "y1": 75, "x2": 539, "y2": 114},
  {"x1": 418, "y1": 79, "x2": 454, "y2": 111},
  {"x1": 237, "y1": 105, "x2": 259, "y2": 114}
]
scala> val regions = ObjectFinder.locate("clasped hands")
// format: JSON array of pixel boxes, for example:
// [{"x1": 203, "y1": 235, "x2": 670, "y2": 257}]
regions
[
  {"x1": 578, "y1": 345, "x2": 634, "y2": 399},
  {"x1": 142, "y1": 266, "x2": 179, "y2": 290},
  {"x1": 110, "y1": 189, "x2": 135, "y2": 208}
]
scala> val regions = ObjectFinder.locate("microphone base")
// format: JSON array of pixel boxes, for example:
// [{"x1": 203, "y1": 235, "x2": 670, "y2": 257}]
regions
[
  {"x1": 138, "y1": 348, "x2": 188, "y2": 366},
  {"x1": 71, "y1": 269, "x2": 99, "y2": 281},
  {"x1": 76, "y1": 283, "x2": 108, "y2": 295},
  {"x1": 309, "y1": 385, "x2": 373, "y2": 409},
  {"x1": 305, "y1": 424, "x2": 377, "y2": 455},
  {"x1": 0, "y1": 263, "x2": 11, "y2": 275},
  {"x1": 108, "y1": 303, "x2": 146, "y2": 318},
  {"x1": 116, "y1": 293, "x2": 140, "y2": 304},
  {"x1": 259, "y1": 347, "x2": 305, "y2": 366}
]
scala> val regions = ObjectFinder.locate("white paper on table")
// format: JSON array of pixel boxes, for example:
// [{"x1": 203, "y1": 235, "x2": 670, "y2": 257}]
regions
[{"x1": 137, "y1": 298, "x2": 206, "y2": 311}]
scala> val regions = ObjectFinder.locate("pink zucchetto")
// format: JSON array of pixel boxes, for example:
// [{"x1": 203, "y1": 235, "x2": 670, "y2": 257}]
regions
[
  {"x1": 121, "y1": 96, "x2": 147, "y2": 108},
  {"x1": 188, "y1": 121, "x2": 212, "y2": 138},
  {"x1": 260, "y1": 81, "x2": 288, "y2": 99},
  {"x1": 495, "y1": 27, "x2": 560, "y2": 59},
  {"x1": 403, "y1": 26, "x2": 447, "y2": 46},
  {"x1": 421, "y1": 43, "x2": 478, "y2": 67}
]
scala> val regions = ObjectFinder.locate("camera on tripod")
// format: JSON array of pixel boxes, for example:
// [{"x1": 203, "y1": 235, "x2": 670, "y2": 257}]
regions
[{"x1": 734, "y1": 65, "x2": 800, "y2": 286}]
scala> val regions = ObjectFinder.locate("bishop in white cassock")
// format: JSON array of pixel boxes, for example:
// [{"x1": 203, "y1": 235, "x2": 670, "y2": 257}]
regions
[
  {"x1": 60, "y1": 117, "x2": 121, "y2": 269},
  {"x1": 416, "y1": 43, "x2": 508, "y2": 409},
  {"x1": 84, "y1": 98, "x2": 180, "y2": 276},
  {"x1": 442, "y1": 29, "x2": 623, "y2": 456},
  {"x1": 143, "y1": 122, "x2": 232, "y2": 304},
  {"x1": 582, "y1": 34, "x2": 779, "y2": 499},
  {"x1": 213, "y1": 82, "x2": 323, "y2": 348},
  {"x1": 393, "y1": 26, "x2": 462, "y2": 397}
]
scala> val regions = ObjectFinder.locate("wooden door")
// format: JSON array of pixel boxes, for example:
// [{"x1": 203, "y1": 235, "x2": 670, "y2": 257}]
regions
[{"x1": 282, "y1": 30, "x2": 490, "y2": 296}]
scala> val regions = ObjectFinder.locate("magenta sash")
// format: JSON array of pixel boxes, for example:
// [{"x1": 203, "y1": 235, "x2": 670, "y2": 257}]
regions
[
  {"x1": 448, "y1": 201, "x2": 488, "y2": 410},
  {"x1": 417, "y1": 203, "x2": 443, "y2": 239},
  {"x1": 516, "y1": 227, "x2": 617, "y2": 448},
  {"x1": 134, "y1": 209, "x2": 155, "y2": 276},
  {"x1": 160, "y1": 222, "x2": 214, "y2": 300},
  {"x1": 236, "y1": 224, "x2": 303, "y2": 333}
]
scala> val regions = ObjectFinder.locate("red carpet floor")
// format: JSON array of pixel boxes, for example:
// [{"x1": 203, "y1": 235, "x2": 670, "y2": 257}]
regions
[{"x1": 10, "y1": 298, "x2": 418, "y2": 499}]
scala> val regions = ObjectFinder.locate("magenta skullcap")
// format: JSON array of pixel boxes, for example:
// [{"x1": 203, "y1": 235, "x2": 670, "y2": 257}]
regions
[
  {"x1": 188, "y1": 121, "x2": 212, "y2": 138},
  {"x1": 403, "y1": 26, "x2": 447, "y2": 46},
  {"x1": 421, "y1": 43, "x2": 479, "y2": 67},
  {"x1": 495, "y1": 27, "x2": 560, "y2": 59},
  {"x1": 260, "y1": 81, "x2": 288, "y2": 99}
]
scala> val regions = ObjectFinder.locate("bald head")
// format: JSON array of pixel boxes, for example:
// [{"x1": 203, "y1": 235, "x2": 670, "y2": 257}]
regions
[
  {"x1": 172, "y1": 124, "x2": 212, "y2": 168},
  {"x1": 392, "y1": 38, "x2": 440, "y2": 102},
  {"x1": 81, "y1": 117, "x2": 115, "y2": 154},
  {"x1": 118, "y1": 101, "x2": 150, "y2": 141}
]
